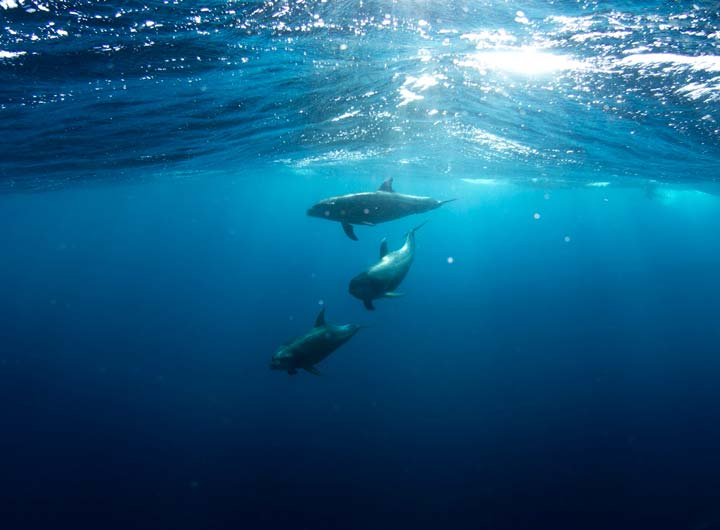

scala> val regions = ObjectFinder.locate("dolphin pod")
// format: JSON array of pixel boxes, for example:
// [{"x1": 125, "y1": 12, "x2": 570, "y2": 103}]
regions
[{"x1": 271, "y1": 179, "x2": 450, "y2": 375}]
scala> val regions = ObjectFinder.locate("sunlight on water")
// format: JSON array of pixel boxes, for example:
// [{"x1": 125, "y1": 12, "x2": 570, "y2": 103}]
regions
[
  {"x1": 0, "y1": 0, "x2": 719, "y2": 188},
  {"x1": 620, "y1": 53, "x2": 720, "y2": 73},
  {"x1": 461, "y1": 178, "x2": 503, "y2": 186},
  {"x1": 458, "y1": 47, "x2": 584, "y2": 75}
]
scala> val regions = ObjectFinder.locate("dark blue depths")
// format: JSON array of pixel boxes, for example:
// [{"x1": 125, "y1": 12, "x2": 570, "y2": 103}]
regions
[{"x1": 1, "y1": 174, "x2": 720, "y2": 530}]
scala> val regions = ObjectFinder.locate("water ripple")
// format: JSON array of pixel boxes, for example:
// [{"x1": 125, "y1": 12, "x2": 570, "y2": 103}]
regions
[{"x1": 1, "y1": 0, "x2": 719, "y2": 191}]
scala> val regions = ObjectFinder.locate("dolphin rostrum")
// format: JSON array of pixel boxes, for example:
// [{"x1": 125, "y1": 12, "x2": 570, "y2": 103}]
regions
[
  {"x1": 307, "y1": 177, "x2": 454, "y2": 240},
  {"x1": 269, "y1": 308, "x2": 360, "y2": 375},
  {"x1": 349, "y1": 222, "x2": 426, "y2": 310}
]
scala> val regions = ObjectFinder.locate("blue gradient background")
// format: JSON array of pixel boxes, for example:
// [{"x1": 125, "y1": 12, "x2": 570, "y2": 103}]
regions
[{"x1": 2, "y1": 1, "x2": 720, "y2": 529}]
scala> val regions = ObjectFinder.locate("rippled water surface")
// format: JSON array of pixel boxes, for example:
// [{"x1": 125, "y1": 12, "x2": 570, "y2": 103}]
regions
[{"x1": 1, "y1": 0, "x2": 719, "y2": 189}]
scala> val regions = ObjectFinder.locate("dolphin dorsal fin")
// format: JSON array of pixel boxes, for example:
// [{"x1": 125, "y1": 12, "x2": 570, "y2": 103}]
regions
[
  {"x1": 378, "y1": 177, "x2": 394, "y2": 192},
  {"x1": 314, "y1": 308, "x2": 326, "y2": 327},
  {"x1": 379, "y1": 238, "x2": 388, "y2": 259}
]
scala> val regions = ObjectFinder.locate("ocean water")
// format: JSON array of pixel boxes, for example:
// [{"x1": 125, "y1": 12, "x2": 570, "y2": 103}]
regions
[{"x1": 2, "y1": 1, "x2": 720, "y2": 529}]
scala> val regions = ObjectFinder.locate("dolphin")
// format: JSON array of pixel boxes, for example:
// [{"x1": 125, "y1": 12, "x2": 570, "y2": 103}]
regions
[
  {"x1": 349, "y1": 222, "x2": 426, "y2": 310},
  {"x1": 269, "y1": 308, "x2": 360, "y2": 375},
  {"x1": 307, "y1": 177, "x2": 454, "y2": 240}
]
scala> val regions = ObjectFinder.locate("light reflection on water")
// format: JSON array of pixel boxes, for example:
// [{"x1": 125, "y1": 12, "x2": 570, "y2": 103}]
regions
[{"x1": 0, "y1": 1, "x2": 718, "y2": 189}]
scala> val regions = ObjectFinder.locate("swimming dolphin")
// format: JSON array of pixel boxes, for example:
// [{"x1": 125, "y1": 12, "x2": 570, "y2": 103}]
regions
[
  {"x1": 269, "y1": 308, "x2": 360, "y2": 375},
  {"x1": 349, "y1": 222, "x2": 426, "y2": 310},
  {"x1": 307, "y1": 177, "x2": 454, "y2": 241}
]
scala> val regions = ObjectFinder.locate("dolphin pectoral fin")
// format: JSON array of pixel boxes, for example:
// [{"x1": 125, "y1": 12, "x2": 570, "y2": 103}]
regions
[
  {"x1": 363, "y1": 299, "x2": 375, "y2": 311},
  {"x1": 288, "y1": 368, "x2": 298, "y2": 375},
  {"x1": 383, "y1": 292, "x2": 404, "y2": 298},
  {"x1": 379, "y1": 238, "x2": 388, "y2": 259},
  {"x1": 439, "y1": 198, "x2": 457, "y2": 206},
  {"x1": 378, "y1": 177, "x2": 394, "y2": 192},
  {"x1": 303, "y1": 366, "x2": 322, "y2": 376},
  {"x1": 342, "y1": 222, "x2": 358, "y2": 241}
]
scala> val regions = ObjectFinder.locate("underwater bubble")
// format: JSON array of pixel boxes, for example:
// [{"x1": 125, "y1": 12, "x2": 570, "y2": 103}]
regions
[
  {"x1": 318, "y1": 299, "x2": 325, "y2": 305},
  {"x1": 363, "y1": 208, "x2": 370, "y2": 214},
  {"x1": 447, "y1": 256, "x2": 454, "y2": 264},
  {"x1": 533, "y1": 212, "x2": 541, "y2": 220},
  {"x1": 324, "y1": 210, "x2": 330, "y2": 216},
  {"x1": 564, "y1": 235, "x2": 572, "y2": 243}
]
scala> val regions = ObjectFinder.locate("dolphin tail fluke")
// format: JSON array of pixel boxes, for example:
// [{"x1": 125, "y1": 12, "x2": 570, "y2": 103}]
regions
[
  {"x1": 409, "y1": 220, "x2": 429, "y2": 236},
  {"x1": 342, "y1": 222, "x2": 358, "y2": 241},
  {"x1": 363, "y1": 299, "x2": 375, "y2": 311}
]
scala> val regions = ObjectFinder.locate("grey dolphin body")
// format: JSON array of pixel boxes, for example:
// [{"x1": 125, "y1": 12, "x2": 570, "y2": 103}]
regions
[
  {"x1": 269, "y1": 309, "x2": 360, "y2": 375},
  {"x1": 349, "y1": 223, "x2": 425, "y2": 310},
  {"x1": 307, "y1": 177, "x2": 454, "y2": 240}
]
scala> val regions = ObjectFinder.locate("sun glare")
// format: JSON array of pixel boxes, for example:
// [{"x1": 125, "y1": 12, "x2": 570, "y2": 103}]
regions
[{"x1": 459, "y1": 47, "x2": 582, "y2": 75}]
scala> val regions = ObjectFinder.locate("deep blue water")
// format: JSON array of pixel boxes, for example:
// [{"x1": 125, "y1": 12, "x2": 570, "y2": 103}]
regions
[{"x1": 2, "y1": 1, "x2": 720, "y2": 529}]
